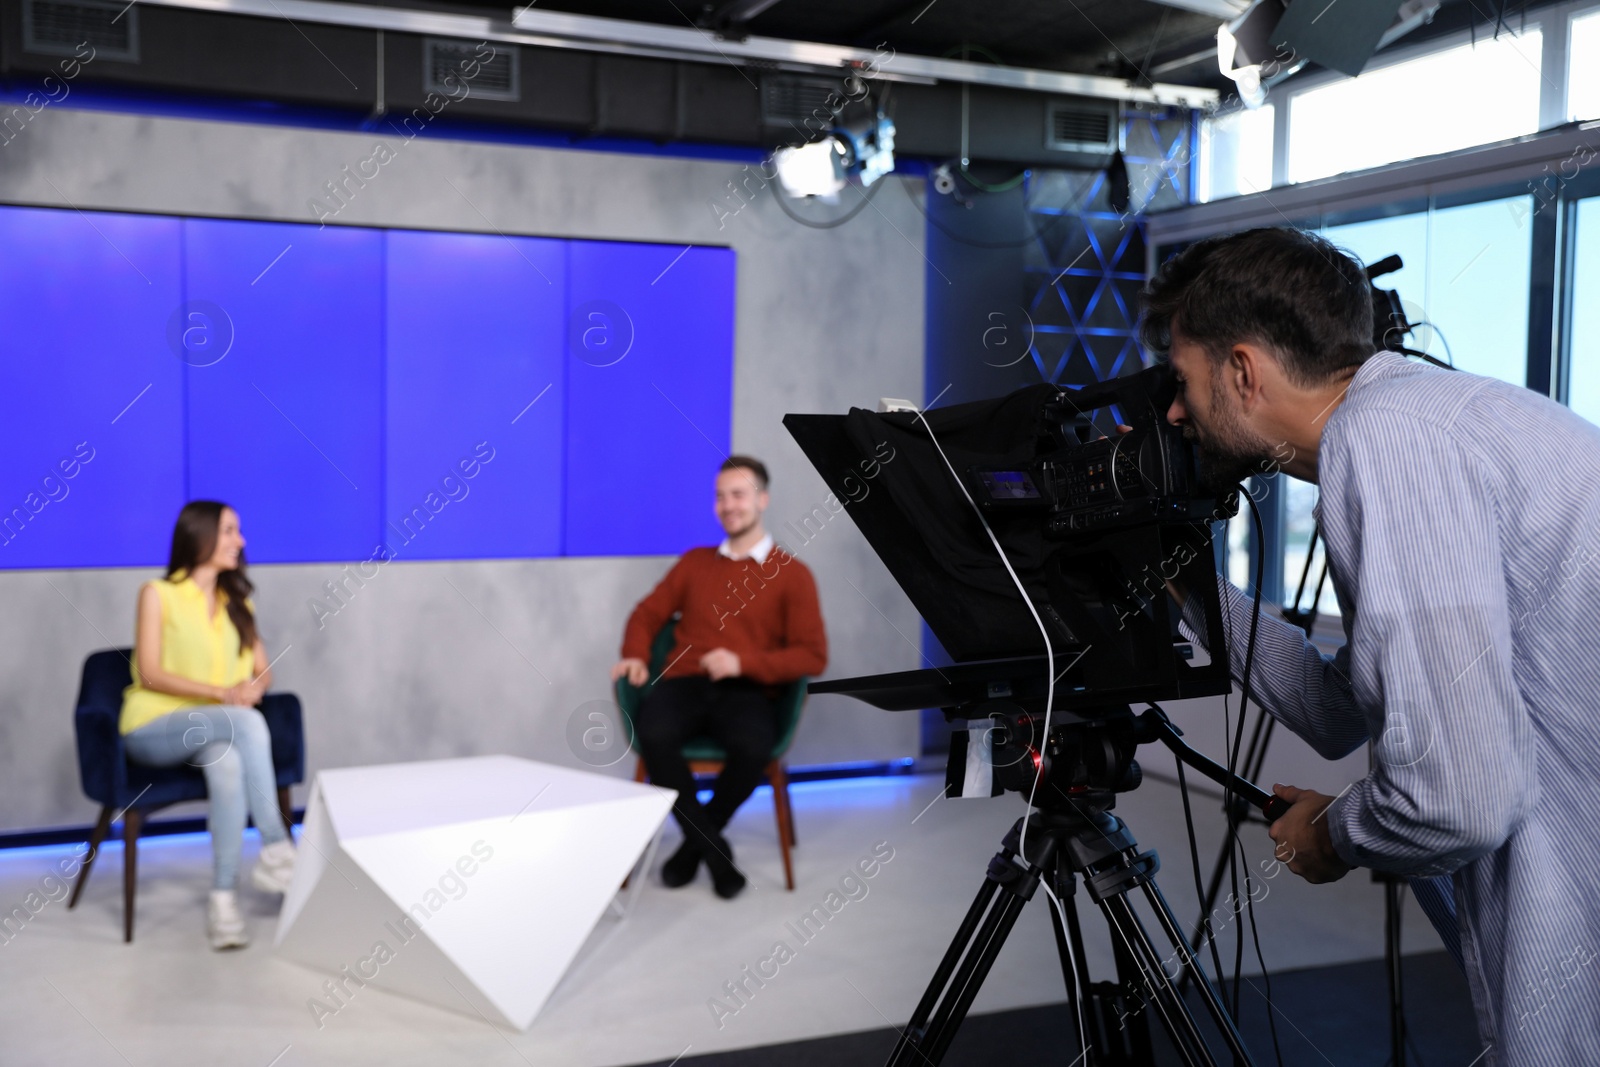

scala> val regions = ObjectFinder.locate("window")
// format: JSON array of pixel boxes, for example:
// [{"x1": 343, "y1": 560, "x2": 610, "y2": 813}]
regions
[
  {"x1": 1571, "y1": 9, "x2": 1600, "y2": 121},
  {"x1": 1420, "y1": 197, "x2": 1535, "y2": 385},
  {"x1": 1323, "y1": 194, "x2": 1533, "y2": 385},
  {"x1": 1286, "y1": 31, "x2": 1544, "y2": 184},
  {"x1": 1282, "y1": 479, "x2": 1341, "y2": 617},
  {"x1": 1567, "y1": 197, "x2": 1600, "y2": 424},
  {"x1": 1198, "y1": 103, "x2": 1275, "y2": 203}
]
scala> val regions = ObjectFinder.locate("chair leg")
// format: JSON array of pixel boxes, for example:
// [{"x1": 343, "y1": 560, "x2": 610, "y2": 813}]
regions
[
  {"x1": 770, "y1": 761, "x2": 797, "y2": 846},
  {"x1": 769, "y1": 762, "x2": 795, "y2": 891},
  {"x1": 122, "y1": 809, "x2": 144, "y2": 944},
  {"x1": 68, "y1": 806, "x2": 113, "y2": 910},
  {"x1": 277, "y1": 786, "x2": 295, "y2": 832}
]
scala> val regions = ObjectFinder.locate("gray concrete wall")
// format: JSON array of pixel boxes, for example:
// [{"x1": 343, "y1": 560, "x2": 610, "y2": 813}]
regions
[{"x1": 0, "y1": 106, "x2": 927, "y2": 833}]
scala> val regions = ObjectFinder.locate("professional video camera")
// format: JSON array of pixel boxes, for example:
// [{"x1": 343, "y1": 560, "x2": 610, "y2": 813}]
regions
[{"x1": 785, "y1": 365, "x2": 1287, "y2": 1067}]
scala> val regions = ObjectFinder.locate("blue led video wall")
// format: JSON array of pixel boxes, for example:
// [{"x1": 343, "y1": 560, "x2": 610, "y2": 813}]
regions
[{"x1": 0, "y1": 205, "x2": 735, "y2": 568}]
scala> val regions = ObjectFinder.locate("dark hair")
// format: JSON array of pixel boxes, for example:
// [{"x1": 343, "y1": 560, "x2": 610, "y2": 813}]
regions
[
  {"x1": 1139, "y1": 227, "x2": 1374, "y2": 386},
  {"x1": 166, "y1": 500, "x2": 258, "y2": 648},
  {"x1": 719, "y1": 455, "x2": 769, "y2": 491}
]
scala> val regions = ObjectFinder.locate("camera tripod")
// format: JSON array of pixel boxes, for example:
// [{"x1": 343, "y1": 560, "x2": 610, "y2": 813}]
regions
[{"x1": 887, "y1": 709, "x2": 1284, "y2": 1067}]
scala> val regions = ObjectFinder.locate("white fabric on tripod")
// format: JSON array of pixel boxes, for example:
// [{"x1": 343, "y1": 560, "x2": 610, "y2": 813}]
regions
[{"x1": 961, "y1": 722, "x2": 994, "y2": 799}]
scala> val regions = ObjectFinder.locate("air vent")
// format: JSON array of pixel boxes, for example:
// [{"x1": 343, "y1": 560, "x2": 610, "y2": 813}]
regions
[
  {"x1": 424, "y1": 38, "x2": 519, "y2": 102},
  {"x1": 1045, "y1": 101, "x2": 1116, "y2": 153},
  {"x1": 761, "y1": 75, "x2": 847, "y2": 127},
  {"x1": 23, "y1": 0, "x2": 138, "y2": 61}
]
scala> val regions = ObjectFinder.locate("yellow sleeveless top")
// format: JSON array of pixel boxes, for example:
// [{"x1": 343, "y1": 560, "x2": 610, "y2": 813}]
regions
[{"x1": 119, "y1": 574, "x2": 256, "y2": 735}]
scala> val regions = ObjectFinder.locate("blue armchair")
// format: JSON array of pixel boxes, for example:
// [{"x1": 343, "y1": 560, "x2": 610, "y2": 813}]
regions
[{"x1": 66, "y1": 648, "x2": 305, "y2": 942}]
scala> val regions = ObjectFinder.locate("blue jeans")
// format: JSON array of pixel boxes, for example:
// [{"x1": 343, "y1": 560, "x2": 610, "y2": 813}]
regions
[{"x1": 124, "y1": 705, "x2": 289, "y2": 890}]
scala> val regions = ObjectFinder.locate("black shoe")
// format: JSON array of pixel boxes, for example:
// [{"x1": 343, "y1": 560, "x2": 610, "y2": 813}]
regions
[
  {"x1": 711, "y1": 864, "x2": 747, "y2": 900},
  {"x1": 661, "y1": 840, "x2": 701, "y2": 888},
  {"x1": 701, "y1": 836, "x2": 747, "y2": 900}
]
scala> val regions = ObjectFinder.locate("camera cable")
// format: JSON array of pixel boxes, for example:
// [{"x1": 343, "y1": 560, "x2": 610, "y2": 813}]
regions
[
  {"x1": 909, "y1": 406, "x2": 1059, "y2": 866},
  {"x1": 1040, "y1": 879, "x2": 1093, "y2": 1067},
  {"x1": 1215, "y1": 488, "x2": 1287, "y2": 1063}
]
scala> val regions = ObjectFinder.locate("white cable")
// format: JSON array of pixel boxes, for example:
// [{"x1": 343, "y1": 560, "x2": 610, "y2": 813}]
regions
[
  {"x1": 911, "y1": 409, "x2": 1056, "y2": 863},
  {"x1": 1041, "y1": 880, "x2": 1093, "y2": 1066}
]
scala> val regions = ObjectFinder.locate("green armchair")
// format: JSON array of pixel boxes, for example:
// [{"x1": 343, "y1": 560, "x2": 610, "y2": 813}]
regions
[{"x1": 615, "y1": 618, "x2": 807, "y2": 890}]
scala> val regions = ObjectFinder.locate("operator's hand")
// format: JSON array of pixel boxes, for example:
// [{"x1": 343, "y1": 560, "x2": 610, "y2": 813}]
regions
[
  {"x1": 701, "y1": 648, "x2": 742, "y2": 681},
  {"x1": 1266, "y1": 784, "x2": 1353, "y2": 884},
  {"x1": 610, "y1": 658, "x2": 650, "y2": 687}
]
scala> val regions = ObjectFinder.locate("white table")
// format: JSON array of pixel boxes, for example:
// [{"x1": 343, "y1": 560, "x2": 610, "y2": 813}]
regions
[{"x1": 274, "y1": 755, "x2": 674, "y2": 1030}]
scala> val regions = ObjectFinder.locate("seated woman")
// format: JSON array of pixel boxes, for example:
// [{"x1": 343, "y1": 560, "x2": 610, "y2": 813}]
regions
[{"x1": 120, "y1": 500, "x2": 297, "y2": 950}]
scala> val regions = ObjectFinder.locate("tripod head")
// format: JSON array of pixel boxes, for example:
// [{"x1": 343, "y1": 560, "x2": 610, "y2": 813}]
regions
[{"x1": 961, "y1": 702, "x2": 1290, "y2": 823}]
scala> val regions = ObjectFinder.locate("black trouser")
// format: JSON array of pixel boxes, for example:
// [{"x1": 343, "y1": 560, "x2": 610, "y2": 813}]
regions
[{"x1": 634, "y1": 676, "x2": 779, "y2": 843}]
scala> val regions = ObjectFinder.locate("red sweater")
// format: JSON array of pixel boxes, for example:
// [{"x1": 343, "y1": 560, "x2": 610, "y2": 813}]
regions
[{"x1": 622, "y1": 545, "x2": 827, "y2": 685}]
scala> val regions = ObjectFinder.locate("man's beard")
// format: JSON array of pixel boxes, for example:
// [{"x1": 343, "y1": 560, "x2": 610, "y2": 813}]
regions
[
  {"x1": 1185, "y1": 384, "x2": 1277, "y2": 497},
  {"x1": 721, "y1": 515, "x2": 759, "y2": 540}
]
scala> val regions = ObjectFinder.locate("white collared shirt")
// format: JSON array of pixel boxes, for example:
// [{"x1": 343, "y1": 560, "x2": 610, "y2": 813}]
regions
[{"x1": 717, "y1": 532, "x2": 773, "y2": 565}]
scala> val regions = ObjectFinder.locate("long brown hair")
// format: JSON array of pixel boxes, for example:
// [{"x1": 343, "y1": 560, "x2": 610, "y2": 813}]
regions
[{"x1": 166, "y1": 500, "x2": 259, "y2": 648}]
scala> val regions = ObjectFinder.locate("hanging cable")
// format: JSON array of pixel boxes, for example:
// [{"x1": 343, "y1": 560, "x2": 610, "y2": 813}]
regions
[
  {"x1": 1040, "y1": 881, "x2": 1093, "y2": 1067},
  {"x1": 771, "y1": 170, "x2": 884, "y2": 229},
  {"x1": 900, "y1": 169, "x2": 1098, "y2": 250}
]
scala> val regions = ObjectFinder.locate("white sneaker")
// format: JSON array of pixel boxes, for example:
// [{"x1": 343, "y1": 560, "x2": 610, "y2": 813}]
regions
[
  {"x1": 250, "y1": 839, "x2": 297, "y2": 894},
  {"x1": 207, "y1": 889, "x2": 250, "y2": 950}
]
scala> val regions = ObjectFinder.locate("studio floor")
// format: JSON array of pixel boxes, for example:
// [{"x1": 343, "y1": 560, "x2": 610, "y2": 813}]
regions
[{"x1": 0, "y1": 772, "x2": 1469, "y2": 1067}]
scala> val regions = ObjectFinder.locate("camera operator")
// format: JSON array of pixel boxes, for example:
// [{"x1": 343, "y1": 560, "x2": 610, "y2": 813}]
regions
[{"x1": 1143, "y1": 226, "x2": 1600, "y2": 1066}]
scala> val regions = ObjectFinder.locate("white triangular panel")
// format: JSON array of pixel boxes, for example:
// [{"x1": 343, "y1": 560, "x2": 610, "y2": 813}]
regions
[{"x1": 274, "y1": 756, "x2": 674, "y2": 1030}]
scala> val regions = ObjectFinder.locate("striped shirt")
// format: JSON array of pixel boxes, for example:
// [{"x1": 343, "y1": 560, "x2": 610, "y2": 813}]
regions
[{"x1": 1190, "y1": 352, "x2": 1600, "y2": 1066}]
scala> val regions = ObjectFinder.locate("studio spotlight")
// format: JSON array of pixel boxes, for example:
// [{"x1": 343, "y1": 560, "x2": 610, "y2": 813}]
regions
[
  {"x1": 832, "y1": 112, "x2": 897, "y2": 188},
  {"x1": 1217, "y1": 0, "x2": 1301, "y2": 110},
  {"x1": 773, "y1": 139, "x2": 847, "y2": 200},
  {"x1": 1217, "y1": 0, "x2": 1437, "y2": 106},
  {"x1": 772, "y1": 112, "x2": 897, "y2": 200}
]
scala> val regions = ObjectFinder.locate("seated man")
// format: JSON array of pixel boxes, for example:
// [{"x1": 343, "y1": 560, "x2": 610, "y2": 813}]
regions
[{"x1": 610, "y1": 456, "x2": 826, "y2": 899}]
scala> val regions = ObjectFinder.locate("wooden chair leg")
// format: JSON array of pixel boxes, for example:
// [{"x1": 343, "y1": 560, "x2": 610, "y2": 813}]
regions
[
  {"x1": 68, "y1": 805, "x2": 113, "y2": 909},
  {"x1": 769, "y1": 760, "x2": 796, "y2": 846},
  {"x1": 277, "y1": 786, "x2": 294, "y2": 831},
  {"x1": 769, "y1": 762, "x2": 795, "y2": 891},
  {"x1": 122, "y1": 809, "x2": 144, "y2": 944}
]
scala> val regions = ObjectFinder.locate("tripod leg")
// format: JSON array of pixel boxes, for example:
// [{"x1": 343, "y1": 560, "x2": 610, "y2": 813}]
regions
[
  {"x1": 1045, "y1": 883, "x2": 1084, "y2": 1051},
  {"x1": 918, "y1": 889, "x2": 1031, "y2": 1063},
  {"x1": 1385, "y1": 878, "x2": 1406, "y2": 1067},
  {"x1": 887, "y1": 818, "x2": 1063, "y2": 1067},
  {"x1": 886, "y1": 876, "x2": 1003, "y2": 1067},
  {"x1": 1139, "y1": 880, "x2": 1256, "y2": 1065},
  {"x1": 1100, "y1": 893, "x2": 1218, "y2": 1067},
  {"x1": 1048, "y1": 876, "x2": 1159, "y2": 1067}
]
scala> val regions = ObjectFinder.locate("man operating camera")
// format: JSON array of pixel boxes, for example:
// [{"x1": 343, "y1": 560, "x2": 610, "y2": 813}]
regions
[{"x1": 1143, "y1": 226, "x2": 1600, "y2": 1066}]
